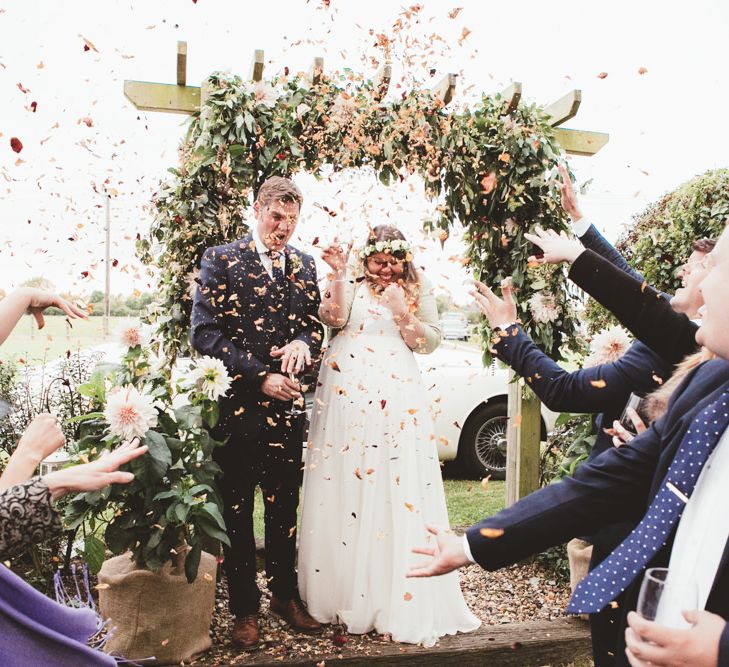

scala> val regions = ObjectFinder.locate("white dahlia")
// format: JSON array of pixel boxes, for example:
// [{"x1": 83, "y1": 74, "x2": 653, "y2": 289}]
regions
[
  {"x1": 190, "y1": 356, "x2": 232, "y2": 401},
  {"x1": 185, "y1": 268, "x2": 200, "y2": 300},
  {"x1": 116, "y1": 321, "x2": 147, "y2": 349},
  {"x1": 584, "y1": 325, "x2": 632, "y2": 368},
  {"x1": 104, "y1": 385, "x2": 158, "y2": 440},
  {"x1": 246, "y1": 81, "x2": 281, "y2": 108},
  {"x1": 528, "y1": 292, "x2": 560, "y2": 324}
]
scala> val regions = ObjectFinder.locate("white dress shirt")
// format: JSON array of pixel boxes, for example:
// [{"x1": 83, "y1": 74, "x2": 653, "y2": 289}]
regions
[
  {"x1": 571, "y1": 215, "x2": 592, "y2": 238},
  {"x1": 655, "y1": 425, "x2": 729, "y2": 628},
  {"x1": 251, "y1": 225, "x2": 283, "y2": 279}
]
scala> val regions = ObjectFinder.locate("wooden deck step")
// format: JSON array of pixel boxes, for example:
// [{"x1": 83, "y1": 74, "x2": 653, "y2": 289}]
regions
[{"x1": 251, "y1": 617, "x2": 591, "y2": 666}]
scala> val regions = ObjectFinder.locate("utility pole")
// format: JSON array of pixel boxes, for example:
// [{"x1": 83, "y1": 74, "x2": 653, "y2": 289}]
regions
[{"x1": 103, "y1": 195, "x2": 111, "y2": 338}]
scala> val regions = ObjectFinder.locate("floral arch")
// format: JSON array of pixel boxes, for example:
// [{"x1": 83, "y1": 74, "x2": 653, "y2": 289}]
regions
[{"x1": 138, "y1": 71, "x2": 582, "y2": 364}]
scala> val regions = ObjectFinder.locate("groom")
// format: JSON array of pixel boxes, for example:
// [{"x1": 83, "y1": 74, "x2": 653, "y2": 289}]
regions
[{"x1": 191, "y1": 176, "x2": 323, "y2": 648}]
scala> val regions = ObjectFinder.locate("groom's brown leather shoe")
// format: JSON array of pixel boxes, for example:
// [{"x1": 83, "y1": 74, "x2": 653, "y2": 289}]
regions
[
  {"x1": 231, "y1": 613, "x2": 260, "y2": 649},
  {"x1": 270, "y1": 596, "x2": 322, "y2": 634}
]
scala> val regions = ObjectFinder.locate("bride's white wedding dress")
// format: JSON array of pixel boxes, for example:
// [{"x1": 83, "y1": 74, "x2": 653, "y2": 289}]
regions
[{"x1": 298, "y1": 283, "x2": 480, "y2": 647}]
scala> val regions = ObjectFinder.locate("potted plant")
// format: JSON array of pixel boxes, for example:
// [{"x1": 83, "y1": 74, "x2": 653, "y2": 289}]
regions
[{"x1": 63, "y1": 325, "x2": 231, "y2": 664}]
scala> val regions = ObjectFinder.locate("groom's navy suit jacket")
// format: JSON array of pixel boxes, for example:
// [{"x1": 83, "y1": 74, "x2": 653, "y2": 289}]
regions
[
  {"x1": 191, "y1": 235, "x2": 322, "y2": 462},
  {"x1": 468, "y1": 252, "x2": 728, "y2": 666}
]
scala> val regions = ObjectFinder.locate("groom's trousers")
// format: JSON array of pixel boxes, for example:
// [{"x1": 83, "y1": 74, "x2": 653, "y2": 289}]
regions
[{"x1": 213, "y1": 403, "x2": 304, "y2": 617}]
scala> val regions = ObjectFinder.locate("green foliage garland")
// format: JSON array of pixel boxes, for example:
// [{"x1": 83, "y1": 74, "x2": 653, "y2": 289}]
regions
[{"x1": 139, "y1": 71, "x2": 582, "y2": 364}]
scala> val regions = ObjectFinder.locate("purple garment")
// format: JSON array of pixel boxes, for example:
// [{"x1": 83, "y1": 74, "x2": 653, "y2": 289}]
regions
[{"x1": 0, "y1": 564, "x2": 116, "y2": 666}]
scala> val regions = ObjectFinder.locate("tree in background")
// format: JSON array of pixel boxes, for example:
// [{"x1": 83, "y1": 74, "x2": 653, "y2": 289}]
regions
[{"x1": 585, "y1": 168, "x2": 729, "y2": 332}]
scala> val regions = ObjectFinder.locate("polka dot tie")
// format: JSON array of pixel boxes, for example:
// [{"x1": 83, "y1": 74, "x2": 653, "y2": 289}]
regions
[{"x1": 567, "y1": 391, "x2": 729, "y2": 615}]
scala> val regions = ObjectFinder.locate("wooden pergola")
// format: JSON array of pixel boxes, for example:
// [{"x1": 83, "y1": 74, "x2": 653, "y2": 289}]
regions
[{"x1": 124, "y1": 43, "x2": 607, "y2": 508}]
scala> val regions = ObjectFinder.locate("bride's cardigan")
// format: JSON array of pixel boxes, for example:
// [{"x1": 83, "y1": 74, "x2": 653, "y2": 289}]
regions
[{"x1": 320, "y1": 269, "x2": 442, "y2": 355}]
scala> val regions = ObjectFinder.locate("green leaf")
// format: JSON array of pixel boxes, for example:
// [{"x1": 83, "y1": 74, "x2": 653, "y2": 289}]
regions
[
  {"x1": 144, "y1": 431, "x2": 172, "y2": 477},
  {"x1": 196, "y1": 516, "x2": 231, "y2": 546},
  {"x1": 200, "y1": 502, "x2": 226, "y2": 530},
  {"x1": 228, "y1": 144, "x2": 247, "y2": 157},
  {"x1": 184, "y1": 541, "x2": 202, "y2": 583},
  {"x1": 84, "y1": 535, "x2": 106, "y2": 574},
  {"x1": 105, "y1": 521, "x2": 135, "y2": 554}
]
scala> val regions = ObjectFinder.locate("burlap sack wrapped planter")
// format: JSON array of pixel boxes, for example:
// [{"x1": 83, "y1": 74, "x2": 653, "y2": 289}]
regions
[
  {"x1": 98, "y1": 549, "x2": 217, "y2": 665},
  {"x1": 567, "y1": 538, "x2": 592, "y2": 622}
]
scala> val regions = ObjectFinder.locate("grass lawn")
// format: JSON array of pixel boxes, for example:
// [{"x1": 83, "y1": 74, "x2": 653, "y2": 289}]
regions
[
  {"x1": 251, "y1": 479, "x2": 505, "y2": 539},
  {"x1": 1, "y1": 315, "x2": 129, "y2": 365}
]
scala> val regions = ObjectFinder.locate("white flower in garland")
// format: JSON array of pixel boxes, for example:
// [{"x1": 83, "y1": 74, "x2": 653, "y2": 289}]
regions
[
  {"x1": 190, "y1": 356, "x2": 232, "y2": 401},
  {"x1": 504, "y1": 218, "x2": 518, "y2": 237},
  {"x1": 104, "y1": 385, "x2": 158, "y2": 440},
  {"x1": 329, "y1": 93, "x2": 357, "y2": 127},
  {"x1": 245, "y1": 81, "x2": 282, "y2": 108},
  {"x1": 528, "y1": 292, "x2": 560, "y2": 324},
  {"x1": 116, "y1": 321, "x2": 148, "y2": 349},
  {"x1": 584, "y1": 325, "x2": 632, "y2": 368}
]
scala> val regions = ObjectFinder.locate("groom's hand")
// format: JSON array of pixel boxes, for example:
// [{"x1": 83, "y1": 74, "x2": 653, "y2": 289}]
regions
[
  {"x1": 261, "y1": 373, "x2": 302, "y2": 401},
  {"x1": 271, "y1": 340, "x2": 311, "y2": 374},
  {"x1": 407, "y1": 524, "x2": 471, "y2": 578}
]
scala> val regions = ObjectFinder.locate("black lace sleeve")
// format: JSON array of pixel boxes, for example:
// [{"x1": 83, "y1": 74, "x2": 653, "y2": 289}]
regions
[{"x1": 0, "y1": 476, "x2": 62, "y2": 559}]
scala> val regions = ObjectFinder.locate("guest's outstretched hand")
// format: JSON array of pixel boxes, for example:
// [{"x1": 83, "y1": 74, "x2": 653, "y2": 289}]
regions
[
  {"x1": 407, "y1": 524, "x2": 471, "y2": 578},
  {"x1": 524, "y1": 226, "x2": 584, "y2": 265},
  {"x1": 558, "y1": 163, "x2": 583, "y2": 222},
  {"x1": 43, "y1": 438, "x2": 148, "y2": 502},
  {"x1": 471, "y1": 278, "x2": 517, "y2": 328},
  {"x1": 22, "y1": 287, "x2": 88, "y2": 330}
]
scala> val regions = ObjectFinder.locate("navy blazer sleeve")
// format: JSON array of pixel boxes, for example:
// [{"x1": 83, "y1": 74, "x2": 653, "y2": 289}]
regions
[
  {"x1": 569, "y1": 250, "x2": 699, "y2": 365},
  {"x1": 191, "y1": 247, "x2": 270, "y2": 387},
  {"x1": 465, "y1": 415, "x2": 660, "y2": 569},
  {"x1": 493, "y1": 325, "x2": 666, "y2": 414},
  {"x1": 579, "y1": 224, "x2": 645, "y2": 283}
]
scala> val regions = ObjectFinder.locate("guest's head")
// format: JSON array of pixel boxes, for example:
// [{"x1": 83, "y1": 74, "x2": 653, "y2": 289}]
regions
[
  {"x1": 253, "y1": 177, "x2": 303, "y2": 252},
  {"x1": 670, "y1": 237, "x2": 716, "y2": 317},
  {"x1": 361, "y1": 225, "x2": 419, "y2": 297},
  {"x1": 696, "y1": 228, "x2": 729, "y2": 359}
]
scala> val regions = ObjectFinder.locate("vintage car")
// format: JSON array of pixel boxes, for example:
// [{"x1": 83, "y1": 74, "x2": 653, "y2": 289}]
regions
[{"x1": 438, "y1": 312, "x2": 471, "y2": 341}]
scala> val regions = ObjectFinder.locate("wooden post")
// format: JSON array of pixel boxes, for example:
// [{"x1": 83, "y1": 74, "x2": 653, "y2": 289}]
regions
[
  {"x1": 309, "y1": 56, "x2": 324, "y2": 85},
  {"x1": 373, "y1": 63, "x2": 392, "y2": 101},
  {"x1": 250, "y1": 49, "x2": 265, "y2": 82},
  {"x1": 433, "y1": 73, "x2": 457, "y2": 105},
  {"x1": 501, "y1": 81, "x2": 522, "y2": 114},
  {"x1": 506, "y1": 372, "x2": 542, "y2": 506},
  {"x1": 544, "y1": 89, "x2": 582, "y2": 127},
  {"x1": 176, "y1": 41, "x2": 187, "y2": 87}
]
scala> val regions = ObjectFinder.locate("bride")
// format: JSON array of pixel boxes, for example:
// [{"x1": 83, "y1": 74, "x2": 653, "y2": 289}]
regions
[{"x1": 298, "y1": 225, "x2": 480, "y2": 647}]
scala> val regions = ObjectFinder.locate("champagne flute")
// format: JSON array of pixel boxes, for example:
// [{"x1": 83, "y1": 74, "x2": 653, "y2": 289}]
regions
[
  {"x1": 285, "y1": 371, "x2": 306, "y2": 419},
  {"x1": 636, "y1": 567, "x2": 699, "y2": 628}
]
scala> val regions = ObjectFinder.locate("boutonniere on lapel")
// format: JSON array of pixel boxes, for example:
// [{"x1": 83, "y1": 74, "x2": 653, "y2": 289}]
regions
[{"x1": 285, "y1": 249, "x2": 303, "y2": 281}]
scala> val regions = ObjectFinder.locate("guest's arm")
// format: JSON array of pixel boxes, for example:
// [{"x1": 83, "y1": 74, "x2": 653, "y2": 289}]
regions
[
  {"x1": 191, "y1": 247, "x2": 270, "y2": 388},
  {"x1": 558, "y1": 163, "x2": 645, "y2": 283},
  {"x1": 569, "y1": 250, "x2": 699, "y2": 365},
  {"x1": 474, "y1": 279, "x2": 665, "y2": 413},
  {"x1": 0, "y1": 477, "x2": 62, "y2": 559},
  {"x1": 0, "y1": 414, "x2": 66, "y2": 492},
  {"x1": 0, "y1": 288, "x2": 87, "y2": 345},
  {"x1": 492, "y1": 324, "x2": 664, "y2": 414}
]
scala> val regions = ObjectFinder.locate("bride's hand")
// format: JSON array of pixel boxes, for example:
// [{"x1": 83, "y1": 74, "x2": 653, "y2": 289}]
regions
[
  {"x1": 321, "y1": 239, "x2": 352, "y2": 275},
  {"x1": 380, "y1": 284, "x2": 408, "y2": 319},
  {"x1": 524, "y1": 226, "x2": 584, "y2": 265}
]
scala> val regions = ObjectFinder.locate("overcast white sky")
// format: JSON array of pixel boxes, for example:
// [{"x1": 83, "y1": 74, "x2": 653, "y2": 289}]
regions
[{"x1": 1, "y1": 0, "x2": 727, "y2": 304}]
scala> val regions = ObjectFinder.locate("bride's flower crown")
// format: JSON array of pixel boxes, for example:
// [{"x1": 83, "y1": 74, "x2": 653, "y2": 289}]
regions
[{"x1": 359, "y1": 238, "x2": 412, "y2": 260}]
